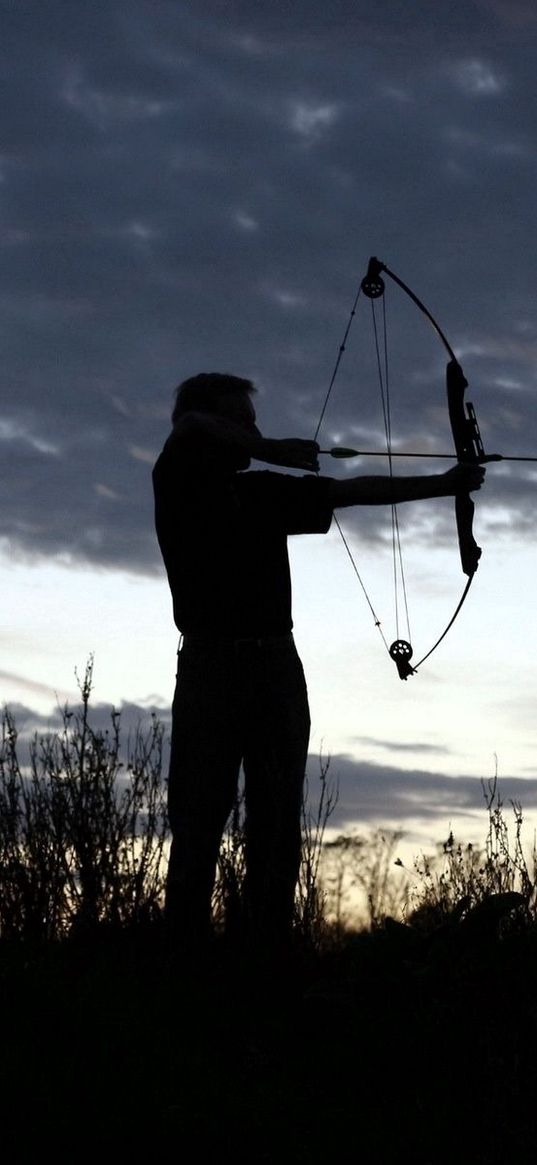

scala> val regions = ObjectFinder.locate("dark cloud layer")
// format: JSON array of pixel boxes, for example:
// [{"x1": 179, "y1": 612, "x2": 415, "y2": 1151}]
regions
[
  {"x1": 2, "y1": 1, "x2": 537, "y2": 573},
  {"x1": 317, "y1": 751, "x2": 537, "y2": 831}
]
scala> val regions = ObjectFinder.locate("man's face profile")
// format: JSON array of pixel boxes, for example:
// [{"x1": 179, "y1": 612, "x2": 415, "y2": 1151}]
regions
[
  {"x1": 213, "y1": 391, "x2": 259, "y2": 471},
  {"x1": 215, "y1": 390, "x2": 258, "y2": 434}
]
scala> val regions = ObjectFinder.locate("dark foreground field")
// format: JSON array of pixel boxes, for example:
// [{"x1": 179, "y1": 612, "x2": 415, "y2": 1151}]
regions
[{"x1": 1, "y1": 913, "x2": 536, "y2": 1163}]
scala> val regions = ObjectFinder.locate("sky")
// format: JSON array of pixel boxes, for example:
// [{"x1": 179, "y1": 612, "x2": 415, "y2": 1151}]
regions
[{"x1": 2, "y1": 0, "x2": 537, "y2": 870}]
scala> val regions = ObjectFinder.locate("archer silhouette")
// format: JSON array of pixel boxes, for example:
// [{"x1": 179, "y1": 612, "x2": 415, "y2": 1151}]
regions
[{"x1": 152, "y1": 372, "x2": 484, "y2": 955}]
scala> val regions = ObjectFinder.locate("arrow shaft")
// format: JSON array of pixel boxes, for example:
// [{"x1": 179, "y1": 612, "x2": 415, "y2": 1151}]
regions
[{"x1": 319, "y1": 448, "x2": 537, "y2": 462}]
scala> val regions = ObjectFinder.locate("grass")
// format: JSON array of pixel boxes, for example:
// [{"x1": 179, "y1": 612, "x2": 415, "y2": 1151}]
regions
[{"x1": 1, "y1": 664, "x2": 537, "y2": 1161}]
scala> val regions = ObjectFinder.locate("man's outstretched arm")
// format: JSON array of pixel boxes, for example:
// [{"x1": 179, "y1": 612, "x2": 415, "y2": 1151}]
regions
[{"x1": 328, "y1": 463, "x2": 485, "y2": 507}]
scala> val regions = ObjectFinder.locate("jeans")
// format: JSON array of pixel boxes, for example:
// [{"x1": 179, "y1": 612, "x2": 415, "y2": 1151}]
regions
[{"x1": 165, "y1": 635, "x2": 310, "y2": 945}]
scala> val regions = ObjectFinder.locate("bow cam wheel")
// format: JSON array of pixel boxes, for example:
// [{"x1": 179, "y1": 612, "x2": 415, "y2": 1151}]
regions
[{"x1": 389, "y1": 639, "x2": 416, "y2": 680}]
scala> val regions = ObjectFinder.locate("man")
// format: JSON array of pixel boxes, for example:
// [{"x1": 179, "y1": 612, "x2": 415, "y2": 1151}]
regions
[{"x1": 152, "y1": 372, "x2": 484, "y2": 951}]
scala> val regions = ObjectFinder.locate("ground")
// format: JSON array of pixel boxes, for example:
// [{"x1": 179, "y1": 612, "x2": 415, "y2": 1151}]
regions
[{"x1": 1, "y1": 916, "x2": 536, "y2": 1162}]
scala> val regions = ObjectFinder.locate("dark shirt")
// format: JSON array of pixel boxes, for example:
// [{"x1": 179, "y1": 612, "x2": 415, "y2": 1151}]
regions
[{"x1": 152, "y1": 434, "x2": 333, "y2": 637}]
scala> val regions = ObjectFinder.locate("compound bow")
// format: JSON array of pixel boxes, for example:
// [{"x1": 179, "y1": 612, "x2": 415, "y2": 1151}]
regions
[{"x1": 315, "y1": 255, "x2": 489, "y2": 679}]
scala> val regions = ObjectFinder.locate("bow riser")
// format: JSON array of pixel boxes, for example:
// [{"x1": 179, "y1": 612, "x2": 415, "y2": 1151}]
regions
[{"x1": 446, "y1": 359, "x2": 482, "y2": 578}]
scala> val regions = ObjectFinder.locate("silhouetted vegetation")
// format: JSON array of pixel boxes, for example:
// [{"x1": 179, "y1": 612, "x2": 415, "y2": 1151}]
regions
[
  {"x1": 1, "y1": 664, "x2": 536, "y2": 1160},
  {"x1": 0, "y1": 660, "x2": 168, "y2": 942}
]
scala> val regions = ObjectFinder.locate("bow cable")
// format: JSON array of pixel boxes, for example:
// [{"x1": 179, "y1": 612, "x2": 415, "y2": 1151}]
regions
[{"x1": 368, "y1": 290, "x2": 412, "y2": 650}]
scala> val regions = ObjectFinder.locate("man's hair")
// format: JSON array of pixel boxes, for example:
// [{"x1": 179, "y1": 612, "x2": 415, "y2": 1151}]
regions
[{"x1": 172, "y1": 373, "x2": 256, "y2": 424}]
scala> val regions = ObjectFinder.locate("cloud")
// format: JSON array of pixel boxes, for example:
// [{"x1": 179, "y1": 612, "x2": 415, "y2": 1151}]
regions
[
  {"x1": 1, "y1": 694, "x2": 172, "y2": 774},
  {"x1": 475, "y1": 1, "x2": 537, "y2": 29},
  {"x1": 450, "y1": 58, "x2": 505, "y2": 96},
  {"x1": 306, "y1": 752, "x2": 537, "y2": 835},
  {"x1": 351, "y1": 736, "x2": 452, "y2": 756},
  {"x1": 1, "y1": 0, "x2": 536, "y2": 576},
  {"x1": 288, "y1": 100, "x2": 340, "y2": 141},
  {"x1": 0, "y1": 672, "x2": 69, "y2": 705}
]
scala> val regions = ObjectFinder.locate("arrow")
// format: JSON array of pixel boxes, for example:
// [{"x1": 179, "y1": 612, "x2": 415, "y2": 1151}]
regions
[{"x1": 319, "y1": 448, "x2": 537, "y2": 462}]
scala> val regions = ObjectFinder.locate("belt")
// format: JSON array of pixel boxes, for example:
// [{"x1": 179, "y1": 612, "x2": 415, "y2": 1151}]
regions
[{"x1": 180, "y1": 632, "x2": 294, "y2": 650}]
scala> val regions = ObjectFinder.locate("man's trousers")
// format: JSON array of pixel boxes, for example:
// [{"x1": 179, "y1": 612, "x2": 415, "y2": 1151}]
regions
[{"x1": 165, "y1": 634, "x2": 311, "y2": 946}]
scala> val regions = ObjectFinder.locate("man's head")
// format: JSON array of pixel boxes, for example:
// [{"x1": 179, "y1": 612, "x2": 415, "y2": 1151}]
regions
[
  {"x1": 172, "y1": 373, "x2": 257, "y2": 429},
  {"x1": 172, "y1": 372, "x2": 258, "y2": 470}
]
